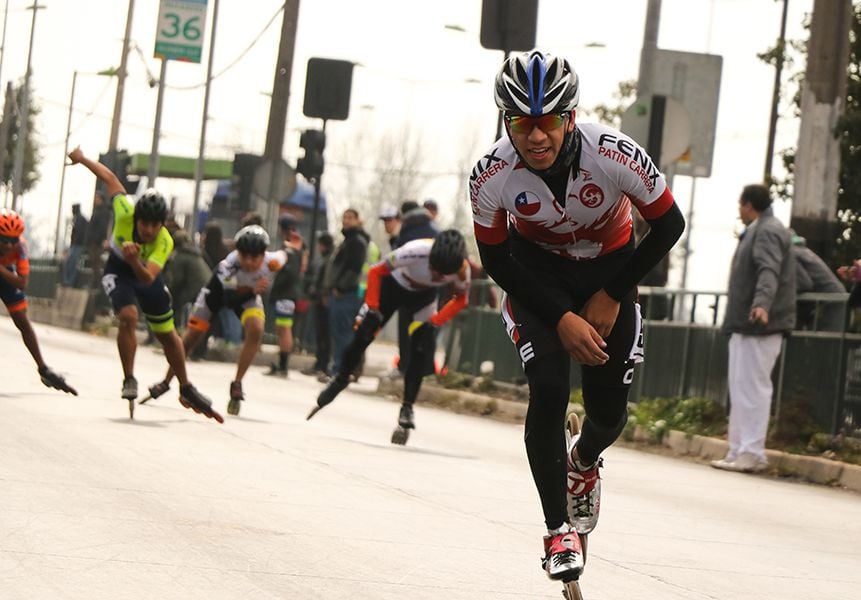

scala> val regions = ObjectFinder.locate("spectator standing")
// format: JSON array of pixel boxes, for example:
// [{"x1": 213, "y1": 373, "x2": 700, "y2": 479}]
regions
[
  {"x1": 201, "y1": 222, "x2": 241, "y2": 346},
  {"x1": 323, "y1": 209, "x2": 369, "y2": 376},
  {"x1": 85, "y1": 190, "x2": 111, "y2": 288},
  {"x1": 63, "y1": 203, "x2": 89, "y2": 287},
  {"x1": 422, "y1": 198, "x2": 439, "y2": 221},
  {"x1": 163, "y1": 229, "x2": 212, "y2": 328},
  {"x1": 791, "y1": 232, "x2": 846, "y2": 331},
  {"x1": 302, "y1": 232, "x2": 335, "y2": 375},
  {"x1": 712, "y1": 184, "x2": 796, "y2": 473},
  {"x1": 379, "y1": 205, "x2": 402, "y2": 250}
]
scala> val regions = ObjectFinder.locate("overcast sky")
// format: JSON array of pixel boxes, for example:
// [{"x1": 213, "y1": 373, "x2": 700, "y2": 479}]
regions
[{"x1": 1, "y1": 0, "x2": 813, "y2": 296}]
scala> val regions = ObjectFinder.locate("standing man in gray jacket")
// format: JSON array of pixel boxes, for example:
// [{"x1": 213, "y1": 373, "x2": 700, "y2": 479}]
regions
[{"x1": 712, "y1": 184, "x2": 796, "y2": 473}]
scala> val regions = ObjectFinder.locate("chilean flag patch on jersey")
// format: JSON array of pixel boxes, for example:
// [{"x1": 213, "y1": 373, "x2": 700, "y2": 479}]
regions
[{"x1": 514, "y1": 191, "x2": 541, "y2": 216}]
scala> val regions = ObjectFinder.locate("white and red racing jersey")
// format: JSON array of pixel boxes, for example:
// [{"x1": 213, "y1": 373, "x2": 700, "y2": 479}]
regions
[
  {"x1": 365, "y1": 238, "x2": 470, "y2": 326},
  {"x1": 469, "y1": 122, "x2": 674, "y2": 260}
]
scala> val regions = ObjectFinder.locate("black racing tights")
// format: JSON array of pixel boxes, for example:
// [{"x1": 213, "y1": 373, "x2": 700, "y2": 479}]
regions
[{"x1": 524, "y1": 351, "x2": 630, "y2": 530}]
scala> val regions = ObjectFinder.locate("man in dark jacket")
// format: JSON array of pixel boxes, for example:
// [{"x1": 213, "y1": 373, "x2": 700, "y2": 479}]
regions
[
  {"x1": 63, "y1": 203, "x2": 89, "y2": 287},
  {"x1": 791, "y1": 232, "x2": 846, "y2": 331},
  {"x1": 713, "y1": 184, "x2": 795, "y2": 474},
  {"x1": 302, "y1": 232, "x2": 334, "y2": 375},
  {"x1": 324, "y1": 209, "x2": 369, "y2": 375},
  {"x1": 85, "y1": 190, "x2": 112, "y2": 288},
  {"x1": 163, "y1": 230, "x2": 212, "y2": 328}
]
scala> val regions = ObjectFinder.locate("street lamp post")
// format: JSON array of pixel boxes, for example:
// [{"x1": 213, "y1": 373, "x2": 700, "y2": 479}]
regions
[{"x1": 55, "y1": 68, "x2": 117, "y2": 256}]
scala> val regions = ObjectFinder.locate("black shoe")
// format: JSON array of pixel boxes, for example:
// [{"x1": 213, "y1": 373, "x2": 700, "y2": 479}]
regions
[
  {"x1": 179, "y1": 383, "x2": 223, "y2": 423},
  {"x1": 121, "y1": 376, "x2": 138, "y2": 400},
  {"x1": 306, "y1": 376, "x2": 349, "y2": 420},
  {"x1": 140, "y1": 381, "x2": 170, "y2": 404},
  {"x1": 39, "y1": 366, "x2": 78, "y2": 396},
  {"x1": 265, "y1": 363, "x2": 288, "y2": 378},
  {"x1": 398, "y1": 404, "x2": 415, "y2": 429}
]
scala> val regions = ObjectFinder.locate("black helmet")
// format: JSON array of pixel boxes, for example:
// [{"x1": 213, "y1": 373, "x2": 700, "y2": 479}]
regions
[
  {"x1": 494, "y1": 50, "x2": 579, "y2": 116},
  {"x1": 429, "y1": 229, "x2": 466, "y2": 275},
  {"x1": 134, "y1": 188, "x2": 168, "y2": 223},
  {"x1": 234, "y1": 225, "x2": 270, "y2": 255}
]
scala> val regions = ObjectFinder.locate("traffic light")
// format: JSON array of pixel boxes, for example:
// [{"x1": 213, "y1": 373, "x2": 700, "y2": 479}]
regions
[
  {"x1": 296, "y1": 129, "x2": 325, "y2": 180},
  {"x1": 231, "y1": 153, "x2": 262, "y2": 212}
]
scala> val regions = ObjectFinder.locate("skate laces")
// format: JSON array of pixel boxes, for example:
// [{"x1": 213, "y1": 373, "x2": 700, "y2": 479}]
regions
[
  {"x1": 543, "y1": 529, "x2": 582, "y2": 569},
  {"x1": 149, "y1": 381, "x2": 170, "y2": 399},
  {"x1": 230, "y1": 381, "x2": 244, "y2": 400}
]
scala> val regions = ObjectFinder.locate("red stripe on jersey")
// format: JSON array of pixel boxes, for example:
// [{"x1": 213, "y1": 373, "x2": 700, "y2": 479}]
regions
[
  {"x1": 474, "y1": 221, "x2": 508, "y2": 245},
  {"x1": 634, "y1": 187, "x2": 675, "y2": 220}
]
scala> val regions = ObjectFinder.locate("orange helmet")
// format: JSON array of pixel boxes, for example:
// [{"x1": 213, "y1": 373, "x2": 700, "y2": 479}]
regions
[{"x1": 0, "y1": 208, "x2": 24, "y2": 239}]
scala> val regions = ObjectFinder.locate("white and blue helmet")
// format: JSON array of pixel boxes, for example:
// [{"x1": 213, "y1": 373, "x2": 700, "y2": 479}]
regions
[{"x1": 494, "y1": 50, "x2": 580, "y2": 116}]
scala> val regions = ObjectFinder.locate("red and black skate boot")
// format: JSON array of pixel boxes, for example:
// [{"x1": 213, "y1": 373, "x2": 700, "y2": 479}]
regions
[{"x1": 541, "y1": 525, "x2": 585, "y2": 581}]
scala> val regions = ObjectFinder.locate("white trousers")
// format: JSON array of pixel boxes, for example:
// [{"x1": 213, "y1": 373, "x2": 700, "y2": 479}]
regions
[{"x1": 727, "y1": 333, "x2": 783, "y2": 461}]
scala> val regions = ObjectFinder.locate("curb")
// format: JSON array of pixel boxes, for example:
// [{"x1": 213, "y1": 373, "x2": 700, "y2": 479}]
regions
[{"x1": 663, "y1": 429, "x2": 861, "y2": 494}]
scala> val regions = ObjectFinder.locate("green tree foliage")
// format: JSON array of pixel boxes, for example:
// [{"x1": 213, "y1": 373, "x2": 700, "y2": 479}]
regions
[{"x1": 0, "y1": 81, "x2": 41, "y2": 194}]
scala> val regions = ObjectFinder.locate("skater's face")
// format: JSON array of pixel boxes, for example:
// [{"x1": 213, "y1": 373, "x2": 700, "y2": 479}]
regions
[
  {"x1": 135, "y1": 219, "x2": 163, "y2": 243},
  {"x1": 0, "y1": 237, "x2": 17, "y2": 253},
  {"x1": 238, "y1": 250, "x2": 264, "y2": 272},
  {"x1": 506, "y1": 111, "x2": 574, "y2": 171}
]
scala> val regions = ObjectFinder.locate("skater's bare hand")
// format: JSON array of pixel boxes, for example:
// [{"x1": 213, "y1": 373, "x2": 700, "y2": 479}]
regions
[
  {"x1": 254, "y1": 277, "x2": 270, "y2": 294},
  {"x1": 580, "y1": 289, "x2": 620, "y2": 338},
  {"x1": 67, "y1": 146, "x2": 84, "y2": 164},
  {"x1": 556, "y1": 311, "x2": 608, "y2": 366},
  {"x1": 121, "y1": 241, "x2": 141, "y2": 262}
]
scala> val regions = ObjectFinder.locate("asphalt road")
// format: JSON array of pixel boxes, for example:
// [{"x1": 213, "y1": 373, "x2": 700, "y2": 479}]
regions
[{"x1": 0, "y1": 321, "x2": 858, "y2": 600}]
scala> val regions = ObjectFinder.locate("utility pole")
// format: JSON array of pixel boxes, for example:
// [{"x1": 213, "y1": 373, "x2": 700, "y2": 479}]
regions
[
  {"x1": 147, "y1": 59, "x2": 168, "y2": 187},
  {"x1": 192, "y1": 0, "x2": 220, "y2": 235},
  {"x1": 263, "y1": 0, "x2": 300, "y2": 160},
  {"x1": 109, "y1": 0, "x2": 135, "y2": 152},
  {"x1": 790, "y1": 0, "x2": 852, "y2": 261},
  {"x1": 11, "y1": 0, "x2": 44, "y2": 211}
]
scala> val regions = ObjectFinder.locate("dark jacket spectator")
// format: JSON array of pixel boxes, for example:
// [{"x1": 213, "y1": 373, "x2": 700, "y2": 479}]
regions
[
  {"x1": 723, "y1": 201, "x2": 796, "y2": 335},
  {"x1": 398, "y1": 201, "x2": 439, "y2": 246},
  {"x1": 325, "y1": 225, "x2": 369, "y2": 296},
  {"x1": 70, "y1": 204, "x2": 89, "y2": 246},
  {"x1": 163, "y1": 230, "x2": 212, "y2": 318},
  {"x1": 201, "y1": 222, "x2": 229, "y2": 270},
  {"x1": 791, "y1": 234, "x2": 846, "y2": 331}
]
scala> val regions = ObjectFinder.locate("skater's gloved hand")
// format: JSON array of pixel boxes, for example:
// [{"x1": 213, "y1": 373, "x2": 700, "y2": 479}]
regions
[
  {"x1": 408, "y1": 320, "x2": 436, "y2": 336},
  {"x1": 354, "y1": 303, "x2": 383, "y2": 331}
]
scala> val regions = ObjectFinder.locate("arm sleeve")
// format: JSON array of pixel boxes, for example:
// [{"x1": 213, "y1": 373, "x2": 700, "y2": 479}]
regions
[
  {"x1": 364, "y1": 261, "x2": 392, "y2": 309},
  {"x1": 430, "y1": 292, "x2": 468, "y2": 326},
  {"x1": 752, "y1": 227, "x2": 788, "y2": 312},
  {"x1": 603, "y1": 198, "x2": 685, "y2": 300}
]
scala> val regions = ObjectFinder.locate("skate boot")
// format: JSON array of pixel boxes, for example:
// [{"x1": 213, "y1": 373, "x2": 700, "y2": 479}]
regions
[
  {"x1": 179, "y1": 383, "x2": 224, "y2": 423},
  {"x1": 122, "y1": 376, "x2": 137, "y2": 418},
  {"x1": 306, "y1": 375, "x2": 349, "y2": 420},
  {"x1": 38, "y1": 366, "x2": 78, "y2": 396},
  {"x1": 391, "y1": 403, "x2": 414, "y2": 445},
  {"x1": 139, "y1": 381, "x2": 170, "y2": 405},
  {"x1": 567, "y1": 438, "x2": 603, "y2": 535},
  {"x1": 541, "y1": 524, "x2": 585, "y2": 581},
  {"x1": 121, "y1": 376, "x2": 138, "y2": 400},
  {"x1": 227, "y1": 380, "x2": 244, "y2": 416}
]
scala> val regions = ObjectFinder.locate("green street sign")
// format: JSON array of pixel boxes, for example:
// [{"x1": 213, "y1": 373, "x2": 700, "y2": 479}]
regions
[{"x1": 154, "y1": 0, "x2": 208, "y2": 63}]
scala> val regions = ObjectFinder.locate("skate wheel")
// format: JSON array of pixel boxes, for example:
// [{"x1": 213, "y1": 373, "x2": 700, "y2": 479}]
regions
[
  {"x1": 562, "y1": 579, "x2": 584, "y2": 600},
  {"x1": 227, "y1": 398, "x2": 241, "y2": 416},
  {"x1": 128, "y1": 399, "x2": 135, "y2": 420},
  {"x1": 391, "y1": 426, "x2": 409, "y2": 445}
]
